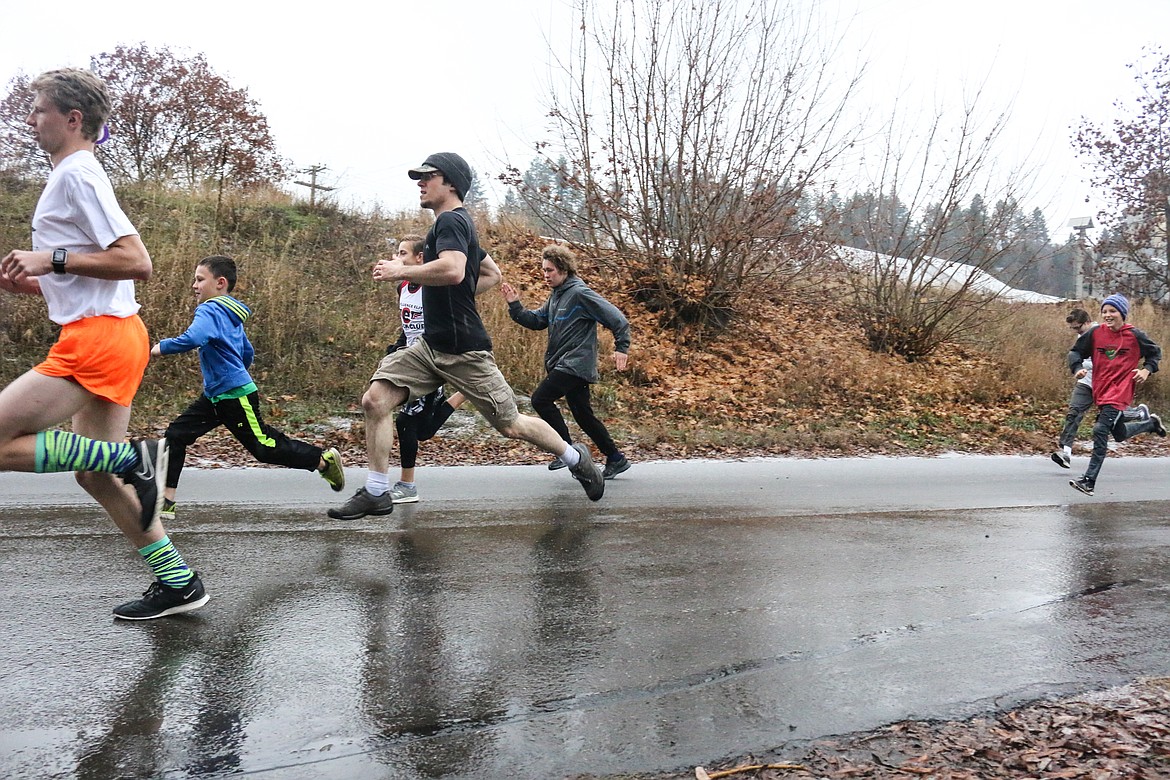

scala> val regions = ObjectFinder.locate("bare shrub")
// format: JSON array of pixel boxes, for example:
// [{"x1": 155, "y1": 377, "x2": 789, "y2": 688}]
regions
[
  {"x1": 831, "y1": 88, "x2": 1045, "y2": 361},
  {"x1": 504, "y1": 0, "x2": 860, "y2": 338}
]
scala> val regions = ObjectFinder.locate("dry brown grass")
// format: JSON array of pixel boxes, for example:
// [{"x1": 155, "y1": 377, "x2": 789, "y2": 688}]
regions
[{"x1": 4, "y1": 180, "x2": 1170, "y2": 460}]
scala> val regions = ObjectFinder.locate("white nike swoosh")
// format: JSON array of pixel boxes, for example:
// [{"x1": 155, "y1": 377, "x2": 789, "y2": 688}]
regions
[{"x1": 137, "y1": 453, "x2": 155, "y2": 482}]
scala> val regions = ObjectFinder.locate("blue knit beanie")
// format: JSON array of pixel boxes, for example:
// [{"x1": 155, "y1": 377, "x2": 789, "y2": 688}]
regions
[{"x1": 1102, "y1": 293, "x2": 1129, "y2": 320}]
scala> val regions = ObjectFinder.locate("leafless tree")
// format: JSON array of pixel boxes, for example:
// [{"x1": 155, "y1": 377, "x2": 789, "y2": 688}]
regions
[
  {"x1": 502, "y1": 0, "x2": 861, "y2": 335},
  {"x1": 830, "y1": 87, "x2": 1045, "y2": 361}
]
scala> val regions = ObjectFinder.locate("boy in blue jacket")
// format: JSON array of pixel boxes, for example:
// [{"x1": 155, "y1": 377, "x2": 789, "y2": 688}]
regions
[{"x1": 151, "y1": 255, "x2": 344, "y2": 517}]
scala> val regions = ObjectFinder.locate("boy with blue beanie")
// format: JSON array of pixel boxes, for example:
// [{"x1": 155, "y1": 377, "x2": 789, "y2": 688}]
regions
[
  {"x1": 1066, "y1": 293, "x2": 1165, "y2": 495},
  {"x1": 151, "y1": 255, "x2": 346, "y2": 516}
]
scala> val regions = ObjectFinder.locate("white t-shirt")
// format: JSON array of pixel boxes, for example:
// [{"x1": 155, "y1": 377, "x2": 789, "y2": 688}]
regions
[
  {"x1": 1077, "y1": 322, "x2": 1097, "y2": 388},
  {"x1": 31, "y1": 150, "x2": 140, "y2": 325}
]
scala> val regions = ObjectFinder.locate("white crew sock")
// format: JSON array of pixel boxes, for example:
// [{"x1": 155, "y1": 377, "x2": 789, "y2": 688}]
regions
[
  {"x1": 560, "y1": 444, "x2": 580, "y2": 468},
  {"x1": 366, "y1": 471, "x2": 390, "y2": 496}
]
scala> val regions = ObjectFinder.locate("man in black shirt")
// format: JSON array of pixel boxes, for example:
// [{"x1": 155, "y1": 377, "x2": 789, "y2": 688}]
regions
[{"x1": 328, "y1": 152, "x2": 604, "y2": 519}]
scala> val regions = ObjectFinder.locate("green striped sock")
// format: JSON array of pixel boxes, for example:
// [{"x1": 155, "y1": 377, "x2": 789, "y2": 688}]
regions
[
  {"x1": 34, "y1": 430, "x2": 138, "y2": 474},
  {"x1": 138, "y1": 536, "x2": 194, "y2": 589}
]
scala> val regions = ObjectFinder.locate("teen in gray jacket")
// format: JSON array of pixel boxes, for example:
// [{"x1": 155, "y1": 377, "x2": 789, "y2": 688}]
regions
[{"x1": 500, "y1": 245, "x2": 632, "y2": 478}]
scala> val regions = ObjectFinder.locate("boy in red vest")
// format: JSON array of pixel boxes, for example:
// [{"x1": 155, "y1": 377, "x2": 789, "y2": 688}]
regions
[{"x1": 1067, "y1": 294, "x2": 1165, "y2": 496}]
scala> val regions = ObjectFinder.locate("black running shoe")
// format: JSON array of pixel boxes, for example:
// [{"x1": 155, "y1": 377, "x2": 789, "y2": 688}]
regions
[
  {"x1": 113, "y1": 573, "x2": 208, "y2": 620},
  {"x1": 327, "y1": 487, "x2": 394, "y2": 520},
  {"x1": 119, "y1": 439, "x2": 169, "y2": 531},
  {"x1": 603, "y1": 455, "x2": 631, "y2": 479},
  {"x1": 567, "y1": 443, "x2": 604, "y2": 501},
  {"x1": 1151, "y1": 412, "x2": 1167, "y2": 437},
  {"x1": 1050, "y1": 451, "x2": 1070, "y2": 469},
  {"x1": 1069, "y1": 478, "x2": 1095, "y2": 496}
]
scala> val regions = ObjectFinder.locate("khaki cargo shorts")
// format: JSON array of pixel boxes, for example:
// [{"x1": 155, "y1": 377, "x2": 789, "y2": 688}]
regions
[{"x1": 370, "y1": 339, "x2": 519, "y2": 429}]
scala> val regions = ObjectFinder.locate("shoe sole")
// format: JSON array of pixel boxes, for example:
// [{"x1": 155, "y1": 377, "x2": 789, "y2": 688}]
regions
[
  {"x1": 321, "y1": 448, "x2": 346, "y2": 492},
  {"x1": 1050, "y1": 452, "x2": 1070, "y2": 469},
  {"x1": 391, "y1": 495, "x2": 419, "y2": 504},
  {"x1": 1151, "y1": 413, "x2": 1167, "y2": 437},
  {"x1": 134, "y1": 440, "x2": 169, "y2": 531},
  {"x1": 113, "y1": 593, "x2": 210, "y2": 621},
  {"x1": 1069, "y1": 480, "x2": 1094, "y2": 496},
  {"x1": 569, "y1": 444, "x2": 605, "y2": 501},
  {"x1": 548, "y1": 461, "x2": 567, "y2": 471}
]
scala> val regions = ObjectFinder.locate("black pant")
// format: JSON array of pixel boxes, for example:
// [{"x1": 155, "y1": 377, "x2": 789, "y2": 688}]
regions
[
  {"x1": 1084, "y1": 404, "x2": 1159, "y2": 484},
  {"x1": 164, "y1": 392, "x2": 322, "y2": 489},
  {"x1": 530, "y1": 369, "x2": 618, "y2": 459},
  {"x1": 395, "y1": 389, "x2": 451, "y2": 470}
]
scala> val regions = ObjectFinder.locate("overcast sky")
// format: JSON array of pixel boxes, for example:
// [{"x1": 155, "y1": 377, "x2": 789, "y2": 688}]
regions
[{"x1": 3, "y1": 0, "x2": 1166, "y2": 239}]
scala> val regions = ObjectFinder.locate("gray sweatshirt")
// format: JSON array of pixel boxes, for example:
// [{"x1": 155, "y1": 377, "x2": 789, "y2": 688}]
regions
[{"x1": 507, "y1": 276, "x2": 630, "y2": 383}]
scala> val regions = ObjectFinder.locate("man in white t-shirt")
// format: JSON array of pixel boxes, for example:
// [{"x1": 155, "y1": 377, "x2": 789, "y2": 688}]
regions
[{"x1": 0, "y1": 68, "x2": 207, "y2": 620}]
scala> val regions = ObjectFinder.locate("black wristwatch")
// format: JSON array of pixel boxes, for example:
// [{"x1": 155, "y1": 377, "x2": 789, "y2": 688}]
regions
[{"x1": 51, "y1": 248, "x2": 68, "y2": 275}]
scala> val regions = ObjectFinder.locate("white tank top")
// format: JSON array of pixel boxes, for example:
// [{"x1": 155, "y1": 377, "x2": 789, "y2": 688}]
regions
[{"x1": 398, "y1": 281, "x2": 425, "y2": 346}]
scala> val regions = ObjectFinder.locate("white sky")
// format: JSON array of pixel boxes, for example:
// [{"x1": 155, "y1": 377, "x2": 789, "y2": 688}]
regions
[{"x1": 3, "y1": 0, "x2": 1166, "y2": 239}]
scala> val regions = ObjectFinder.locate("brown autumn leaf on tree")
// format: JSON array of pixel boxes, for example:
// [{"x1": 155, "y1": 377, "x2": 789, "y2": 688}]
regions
[{"x1": 0, "y1": 44, "x2": 288, "y2": 189}]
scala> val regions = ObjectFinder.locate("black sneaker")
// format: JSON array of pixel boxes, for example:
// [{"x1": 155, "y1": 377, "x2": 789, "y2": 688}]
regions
[
  {"x1": 1050, "y1": 451, "x2": 1070, "y2": 469},
  {"x1": 548, "y1": 457, "x2": 567, "y2": 471},
  {"x1": 1069, "y1": 478, "x2": 1095, "y2": 496},
  {"x1": 327, "y1": 487, "x2": 394, "y2": 520},
  {"x1": 119, "y1": 439, "x2": 169, "y2": 531},
  {"x1": 603, "y1": 455, "x2": 631, "y2": 479},
  {"x1": 113, "y1": 573, "x2": 208, "y2": 620},
  {"x1": 1151, "y1": 412, "x2": 1167, "y2": 437},
  {"x1": 567, "y1": 443, "x2": 604, "y2": 501}
]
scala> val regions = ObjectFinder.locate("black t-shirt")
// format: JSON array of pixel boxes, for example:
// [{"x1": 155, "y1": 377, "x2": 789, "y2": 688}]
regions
[{"x1": 421, "y1": 208, "x2": 492, "y2": 354}]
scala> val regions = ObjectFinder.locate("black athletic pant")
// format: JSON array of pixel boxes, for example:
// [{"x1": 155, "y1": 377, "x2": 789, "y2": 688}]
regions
[
  {"x1": 395, "y1": 389, "x2": 455, "y2": 470},
  {"x1": 164, "y1": 392, "x2": 322, "y2": 489},
  {"x1": 530, "y1": 369, "x2": 618, "y2": 459}
]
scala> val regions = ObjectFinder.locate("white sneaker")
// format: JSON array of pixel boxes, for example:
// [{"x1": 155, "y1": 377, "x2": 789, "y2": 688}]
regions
[{"x1": 389, "y1": 482, "x2": 419, "y2": 504}]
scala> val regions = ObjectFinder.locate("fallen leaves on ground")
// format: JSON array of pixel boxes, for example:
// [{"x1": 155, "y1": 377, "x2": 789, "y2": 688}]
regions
[{"x1": 582, "y1": 678, "x2": 1170, "y2": 780}]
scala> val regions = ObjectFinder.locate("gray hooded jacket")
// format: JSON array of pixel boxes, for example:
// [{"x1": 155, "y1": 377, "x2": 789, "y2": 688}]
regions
[{"x1": 507, "y1": 276, "x2": 630, "y2": 383}]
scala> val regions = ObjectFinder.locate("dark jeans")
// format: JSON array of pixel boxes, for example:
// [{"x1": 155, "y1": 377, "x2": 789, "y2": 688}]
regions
[
  {"x1": 1083, "y1": 405, "x2": 1158, "y2": 483},
  {"x1": 531, "y1": 369, "x2": 618, "y2": 459},
  {"x1": 164, "y1": 392, "x2": 322, "y2": 489}
]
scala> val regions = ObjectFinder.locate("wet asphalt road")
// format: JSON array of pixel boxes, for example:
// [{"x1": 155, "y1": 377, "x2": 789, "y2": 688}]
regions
[{"x1": 1, "y1": 455, "x2": 1169, "y2": 779}]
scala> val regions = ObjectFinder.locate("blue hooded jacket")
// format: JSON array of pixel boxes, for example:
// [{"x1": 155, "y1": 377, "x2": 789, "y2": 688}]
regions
[{"x1": 159, "y1": 295, "x2": 255, "y2": 399}]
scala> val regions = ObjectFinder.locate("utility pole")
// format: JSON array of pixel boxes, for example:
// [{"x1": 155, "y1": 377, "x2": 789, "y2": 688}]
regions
[
  {"x1": 1069, "y1": 217, "x2": 1095, "y2": 300},
  {"x1": 295, "y1": 164, "x2": 336, "y2": 208}
]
